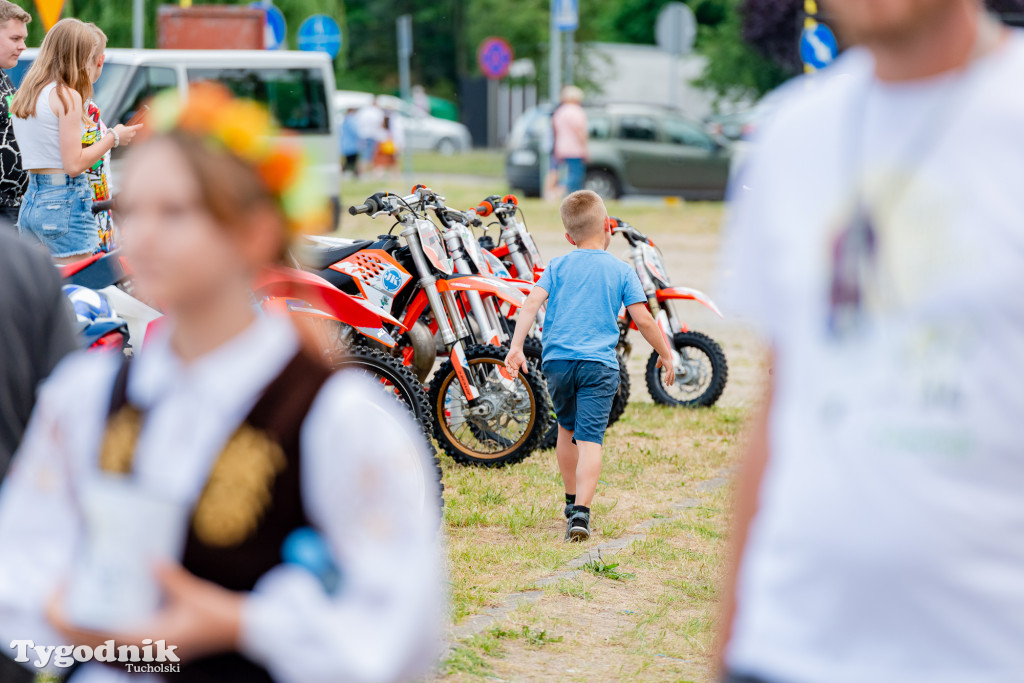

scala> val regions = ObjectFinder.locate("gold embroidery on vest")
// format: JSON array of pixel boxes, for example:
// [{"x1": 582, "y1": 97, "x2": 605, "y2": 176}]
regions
[
  {"x1": 99, "y1": 406, "x2": 143, "y2": 474},
  {"x1": 191, "y1": 425, "x2": 287, "y2": 547},
  {"x1": 99, "y1": 409, "x2": 287, "y2": 548}
]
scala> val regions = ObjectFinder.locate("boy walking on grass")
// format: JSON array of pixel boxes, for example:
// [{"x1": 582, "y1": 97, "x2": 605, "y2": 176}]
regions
[{"x1": 505, "y1": 190, "x2": 676, "y2": 542}]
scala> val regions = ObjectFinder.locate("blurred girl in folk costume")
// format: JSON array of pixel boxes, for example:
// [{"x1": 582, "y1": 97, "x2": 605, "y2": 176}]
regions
[{"x1": 0, "y1": 84, "x2": 444, "y2": 682}]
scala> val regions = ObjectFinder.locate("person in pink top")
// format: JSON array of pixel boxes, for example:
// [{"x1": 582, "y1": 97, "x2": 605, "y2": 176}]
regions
[{"x1": 551, "y1": 85, "x2": 588, "y2": 193}]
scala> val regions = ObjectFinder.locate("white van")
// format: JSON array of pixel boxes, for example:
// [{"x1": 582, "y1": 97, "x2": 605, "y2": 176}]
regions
[{"x1": 9, "y1": 49, "x2": 341, "y2": 222}]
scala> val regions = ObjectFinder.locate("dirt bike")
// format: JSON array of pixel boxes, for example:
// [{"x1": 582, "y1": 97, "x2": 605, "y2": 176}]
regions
[
  {"x1": 611, "y1": 217, "x2": 728, "y2": 407},
  {"x1": 332, "y1": 189, "x2": 550, "y2": 467}
]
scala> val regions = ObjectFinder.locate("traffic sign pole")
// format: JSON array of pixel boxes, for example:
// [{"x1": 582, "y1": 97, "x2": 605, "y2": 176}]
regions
[
  {"x1": 397, "y1": 15, "x2": 413, "y2": 177},
  {"x1": 564, "y1": 30, "x2": 574, "y2": 86},
  {"x1": 655, "y1": 3, "x2": 696, "y2": 110},
  {"x1": 133, "y1": 0, "x2": 144, "y2": 48},
  {"x1": 549, "y1": 0, "x2": 561, "y2": 104}
]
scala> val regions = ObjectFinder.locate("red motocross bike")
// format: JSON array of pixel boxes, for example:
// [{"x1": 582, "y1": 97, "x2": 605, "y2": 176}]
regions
[
  {"x1": 297, "y1": 189, "x2": 551, "y2": 467},
  {"x1": 611, "y1": 217, "x2": 728, "y2": 407}
]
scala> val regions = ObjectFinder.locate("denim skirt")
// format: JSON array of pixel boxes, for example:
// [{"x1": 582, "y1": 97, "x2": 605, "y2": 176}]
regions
[{"x1": 18, "y1": 173, "x2": 97, "y2": 258}]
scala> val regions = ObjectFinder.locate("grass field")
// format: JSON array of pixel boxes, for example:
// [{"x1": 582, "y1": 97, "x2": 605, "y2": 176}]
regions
[
  {"x1": 438, "y1": 403, "x2": 743, "y2": 682},
  {"x1": 326, "y1": 185, "x2": 766, "y2": 682},
  {"x1": 29, "y1": 184, "x2": 759, "y2": 683},
  {"x1": 405, "y1": 150, "x2": 506, "y2": 179}
]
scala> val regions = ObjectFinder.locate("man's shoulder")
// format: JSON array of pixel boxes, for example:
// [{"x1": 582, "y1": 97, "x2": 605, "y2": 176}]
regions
[{"x1": 752, "y1": 49, "x2": 872, "y2": 148}]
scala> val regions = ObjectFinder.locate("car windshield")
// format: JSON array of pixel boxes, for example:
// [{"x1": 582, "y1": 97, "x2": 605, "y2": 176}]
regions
[
  {"x1": 5, "y1": 60, "x2": 128, "y2": 115},
  {"x1": 187, "y1": 67, "x2": 330, "y2": 134}
]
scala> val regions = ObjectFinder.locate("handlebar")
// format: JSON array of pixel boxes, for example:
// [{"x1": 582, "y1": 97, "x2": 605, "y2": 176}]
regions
[
  {"x1": 92, "y1": 198, "x2": 115, "y2": 214},
  {"x1": 347, "y1": 190, "x2": 425, "y2": 218},
  {"x1": 609, "y1": 216, "x2": 650, "y2": 245},
  {"x1": 475, "y1": 194, "x2": 518, "y2": 221}
]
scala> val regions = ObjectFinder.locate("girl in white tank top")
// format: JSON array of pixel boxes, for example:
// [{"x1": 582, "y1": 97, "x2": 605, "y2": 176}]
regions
[{"x1": 10, "y1": 19, "x2": 140, "y2": 262}]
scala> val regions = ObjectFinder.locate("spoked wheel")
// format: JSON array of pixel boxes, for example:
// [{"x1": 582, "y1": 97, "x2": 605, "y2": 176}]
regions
[
  {"x1": 335, "y1": 344, "x2": 443, "y2": 509},
  {"x1": 645, "y1": 331, "x2": 728, "y2": 408},
  {"x1": 428, "y1": 344, "x2": 547, "y2": 467},
  {"x1": 335, "y1": 345, "x2": 434, "y2": 439}
]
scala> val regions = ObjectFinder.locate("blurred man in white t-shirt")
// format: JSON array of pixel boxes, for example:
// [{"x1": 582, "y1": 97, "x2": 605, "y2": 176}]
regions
[{"x1": 718, "y1": 2, "x2": 1024, "y2": 682}]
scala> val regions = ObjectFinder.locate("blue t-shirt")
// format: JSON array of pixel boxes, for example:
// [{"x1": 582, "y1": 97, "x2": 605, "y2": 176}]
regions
[{"x1": 536, "y1": 249, "x2": 647, "y2": 368}]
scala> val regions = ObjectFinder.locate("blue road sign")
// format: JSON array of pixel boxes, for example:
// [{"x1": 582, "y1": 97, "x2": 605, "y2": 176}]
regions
[
  {"x1": 250, "y1": 2, "x2": 287, "y2": 50},
  {"x1": 477, "y1": 37, "x2": 513, "y2": 80},
  {"x1": 298, "y1": 15, "x2": 343, "y2": 59},
  {"x1": 554, "y1": 0, "x2": 578, "y2": 32},
  {"x1": 800, "y1": 23, "x2": 839, "y2": 69}
]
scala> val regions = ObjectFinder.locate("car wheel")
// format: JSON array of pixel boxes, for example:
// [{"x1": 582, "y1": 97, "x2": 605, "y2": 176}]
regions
[
  {"x1": 436, "y1": 137, "x2": 457, "y2": 155},
  {"x1": 585, "y1": 168, "x2": 620, "y2": 199}
]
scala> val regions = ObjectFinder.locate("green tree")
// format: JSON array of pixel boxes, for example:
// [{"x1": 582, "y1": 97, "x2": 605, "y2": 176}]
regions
[
  {"x1": 598, "y1": 0, "x2": 726, "y2": 45},
  {"x1": 694, "y1": 2, "x2": 792, "y2": 105}
]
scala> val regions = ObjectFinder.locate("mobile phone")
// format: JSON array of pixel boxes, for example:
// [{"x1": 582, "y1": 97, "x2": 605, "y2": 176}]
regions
[{"x1": 126, "y1": 105, "x2": 150, "y2": 126}]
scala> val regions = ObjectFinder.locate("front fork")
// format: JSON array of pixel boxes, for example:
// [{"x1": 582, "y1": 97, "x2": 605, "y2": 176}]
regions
[{"x1": 405, "y1": 227, "x2": 514, "y2": 405}]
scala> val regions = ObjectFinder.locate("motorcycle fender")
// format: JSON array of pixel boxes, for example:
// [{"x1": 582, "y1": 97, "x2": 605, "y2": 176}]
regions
[
  {"x1": 437, "y1": 275, "x2": 527, "y2": 309},
  {"x1": 655, "y1": 286, "x2": 724, "y2": 318},
  {"x1": 504, "y1": 278, "x2": 535, "y2": 296},
  {"x1": 254, "y1": 266, "x2": 404, "y2": 331}
]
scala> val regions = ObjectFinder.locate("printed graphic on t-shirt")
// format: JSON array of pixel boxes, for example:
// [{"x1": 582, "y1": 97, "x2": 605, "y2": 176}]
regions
[
  {"x1": 83, "y1": 99, "x2": 113, "y2": 251},
  {"x1": 0, "y1": 72, "x2": 28, "y2": 207}
]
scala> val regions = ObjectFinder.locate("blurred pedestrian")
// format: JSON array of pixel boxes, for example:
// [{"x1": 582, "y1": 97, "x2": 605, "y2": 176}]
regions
[
  {"x1": 355, "y1": 95, "x2": 384, "y2": 177},
  {"x1": 11, "y1": 18, "x2": 140, "y2": 263},
  {"x1": 412, "y1": 84, "x2": 430, "y2": 115},
  {"x1": 0, "y1": 84, "x2": 443, "y2": 681},
  {"x1": 340, "y1": 106, "x2": 360, "y2": 178},
  {"x1": 551, "y1": 85, "x2": 588, "y2": 195},
  {"x1": 0, "y1": 1, "x2": 30, "y2": 229},
  {"x1": 373, "y1": 111, "x2": 403, "y2": 177},
  {"x1": 718, "y1": 3, "x2": 1024, "y2": 682}
]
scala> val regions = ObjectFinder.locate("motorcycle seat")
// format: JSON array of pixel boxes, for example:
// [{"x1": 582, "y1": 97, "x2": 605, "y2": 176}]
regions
[{"x1": 295, "y1": 240, "x2": 373, "y2": 271}]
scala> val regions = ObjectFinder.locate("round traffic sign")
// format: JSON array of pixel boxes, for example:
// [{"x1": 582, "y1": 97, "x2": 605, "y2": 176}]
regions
[
  {"x1": 477, "y1": 37, "x2": 514, "y2": 80},
  {"x1": 800, "y1": 23, "x2": 839, "y2": 69},
  {"x1": 249, "y1": 2, "x2": 287, "y2": 50},
  {"x1": 655, "y1": 2, "x2": 697, "y2": 57},
  {"x1": 298, "y1": 14, "x2": 343, "y2": 59}
]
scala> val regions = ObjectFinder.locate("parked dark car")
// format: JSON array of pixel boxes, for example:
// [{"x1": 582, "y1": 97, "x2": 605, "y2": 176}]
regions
[{"x1": 505, "y1": 103, "x2": 732, "y2": 200}]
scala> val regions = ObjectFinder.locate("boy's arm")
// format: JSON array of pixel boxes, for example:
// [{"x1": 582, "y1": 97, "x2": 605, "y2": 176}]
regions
[
  {"x1": 504, "y1": 286, "x2": 549, "y2": 378},
  {"x1": 625, "y1": 302, "x2": 676, "y2": 386}
]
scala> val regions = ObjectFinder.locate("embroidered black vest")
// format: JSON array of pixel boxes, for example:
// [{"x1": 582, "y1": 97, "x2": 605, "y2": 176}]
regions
[{"x1": 100, "y1": 351, "x2": 332, "y2": 682}]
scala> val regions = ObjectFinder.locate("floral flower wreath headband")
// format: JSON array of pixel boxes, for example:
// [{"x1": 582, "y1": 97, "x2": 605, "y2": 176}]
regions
[{"x1": 142, "y1": 82, "x2": 329, "y2": 235}]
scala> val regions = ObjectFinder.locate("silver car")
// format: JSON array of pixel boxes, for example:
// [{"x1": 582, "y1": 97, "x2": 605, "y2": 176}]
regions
[{"x1": 334, "y1": 91, "x2": 472, "y2": 154}]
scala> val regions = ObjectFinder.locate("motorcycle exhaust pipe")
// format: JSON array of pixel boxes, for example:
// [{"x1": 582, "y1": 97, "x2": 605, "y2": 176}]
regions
[{"x1": 405, "y1": 320, "x2": 437, "y2": 383}]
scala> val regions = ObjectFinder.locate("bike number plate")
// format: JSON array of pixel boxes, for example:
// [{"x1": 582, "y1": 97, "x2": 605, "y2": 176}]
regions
[{"x1": 417, "y1": 219, "x2": 453, "y2": 275}]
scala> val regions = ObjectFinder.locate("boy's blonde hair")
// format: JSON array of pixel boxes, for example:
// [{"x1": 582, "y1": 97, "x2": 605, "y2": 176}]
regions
[{"x1": 560, "y1": 189, "x2": 607, "y2": 242}]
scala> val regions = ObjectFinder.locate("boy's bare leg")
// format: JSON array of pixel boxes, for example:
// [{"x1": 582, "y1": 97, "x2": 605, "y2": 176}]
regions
[
  {"x1": 556, "y1": 425, "x2": 578, "y2": 495},
  {"x1": 574, "y1": 441, "x2": 602, "y2": 507}
]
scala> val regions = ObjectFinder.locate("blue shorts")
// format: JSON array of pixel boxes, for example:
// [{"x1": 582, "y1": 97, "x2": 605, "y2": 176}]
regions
[
  {"x1": 561, "y1": 158, "x2": 586, "y2": 194},
  {"x1": 542, "y1": 359, "x2": 620, "y2": 445},
  {"x1": 18, "y1": 174, "x2": 97, "y2": 258}
]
